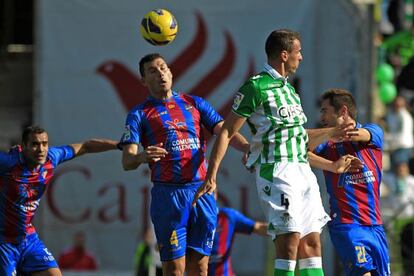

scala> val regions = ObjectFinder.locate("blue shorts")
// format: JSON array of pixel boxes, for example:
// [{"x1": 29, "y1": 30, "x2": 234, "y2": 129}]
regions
[
  {"x1": 0, "y1": 233, "x2": 58, "y2": 275},
  {"x1": 150, "y1": 182, "x2": 217, "y2": 261},
  {"x1": 329, "y1": 224, "x2": 390, "y2": 276}
]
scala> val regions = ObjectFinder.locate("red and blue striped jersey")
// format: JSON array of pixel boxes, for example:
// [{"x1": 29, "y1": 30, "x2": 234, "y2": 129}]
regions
[
  {"x1": 314, "y1": 123, "x2": 384, "y2": 226},
  {"x1": 0, "y1": 145, "x2": 75, "y2": 243},
  {"x1": 120, "y1": 92, "x2": 223, "y2": 184},
  {"x1": 208, "y1": 207, "x2": 255, "y2": 276}
]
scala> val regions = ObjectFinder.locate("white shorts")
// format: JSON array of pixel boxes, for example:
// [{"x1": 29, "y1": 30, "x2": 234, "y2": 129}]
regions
[{"x1": 256, "y1": 162, "x2": 330, "y2": 239}]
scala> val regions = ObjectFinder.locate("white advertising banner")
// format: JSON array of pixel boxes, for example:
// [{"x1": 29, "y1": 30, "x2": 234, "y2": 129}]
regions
[{"x1": 36, "y1": 0, "x2": 366, "y2": 273}]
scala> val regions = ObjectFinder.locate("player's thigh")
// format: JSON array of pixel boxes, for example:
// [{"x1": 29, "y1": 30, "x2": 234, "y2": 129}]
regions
[
  {"x1": 150, "y1": 184, "x2": 192, "y2": 261},
  {"x1": 256, "y1": 162, "x2": 315, "y2": 237},
  {"x1": 20, "y1": 234, "x2": 59, "y2": 275},
  {"x1": 0, "y1": 242, "x2": 19, "y2": 276},
  {"x1": 329, "y1": 224, "x2": 379, "y2": 276},
  {"x1": 370, "y1": 226, "x2": 391, "y2": 276},
  {"x1": 274, "y1": 232, "x2": 301, "y2": 259},
  {"x1": 299, "y1": 164, "x2": 330, "y2": 237},
  {"x1": 187, "y1": 192, "x2": 216, "y2": 257}
]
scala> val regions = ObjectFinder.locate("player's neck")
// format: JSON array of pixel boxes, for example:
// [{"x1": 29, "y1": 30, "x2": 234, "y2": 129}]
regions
[
  {"x1": 150, "y1": 90, "x2": 173, "y2": 100},
  {"x1": 26, "y1": 160, "x2": 41, "y2": 171},
  {"x1": 22, "y1": 153, "x2": 42, "y2": 171},
  {"x1": 268, "y1": 60, "x2": 288, "y2": 77}
]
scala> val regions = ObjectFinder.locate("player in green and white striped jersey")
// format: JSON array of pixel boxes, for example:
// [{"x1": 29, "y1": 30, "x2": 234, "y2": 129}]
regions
[
  {"x1": 193, "y1": 29, "x2": 360, "y2": 276},
  {"x1": 232, "y1": 67, "x2": 309, "y2": 166}
]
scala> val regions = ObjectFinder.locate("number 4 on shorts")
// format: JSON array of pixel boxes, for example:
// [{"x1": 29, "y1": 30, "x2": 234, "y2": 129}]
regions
[{"x1": 281, "y1": 193, "x2": 289, "y2": 210}]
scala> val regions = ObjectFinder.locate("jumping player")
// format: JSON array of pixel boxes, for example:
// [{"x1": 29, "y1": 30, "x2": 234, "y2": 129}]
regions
[
  {"x1": 120, "y1": 53, "x2": 249, "y2": 276},
  {"x1": 193, "y1": 29, "x2": 361, "y2": 276}
]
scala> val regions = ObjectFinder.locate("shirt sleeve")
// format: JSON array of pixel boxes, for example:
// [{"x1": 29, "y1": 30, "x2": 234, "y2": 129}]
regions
[
  {"x1": 48, "y1": 146, "x2": 76, "y2": 166},
  {"x1": 119, "y1": 111, "x2": 143, "y2": 146},
  {"x1": 193, "y1": 96, "x2": 223, "y2": 133},
  {"x1": 231, "y1": 80, "x2": 263, "y2": 118},
  {"x1": 224, "y1": 208, "x2": 255, "y2": 234},
  {"x1": 0, "y1": 151, "x2": 15, "y2": 174},
  {"x1": 363, "y1": 123, "x2": 384, "y2": 149},
  {"x1": 313, "y1": 142, "x2": 327, "y2": 155}
]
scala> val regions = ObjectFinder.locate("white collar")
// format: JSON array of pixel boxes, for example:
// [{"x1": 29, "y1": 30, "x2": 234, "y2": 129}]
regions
[{"x1": 263, "y1": 63, "x2": 288, "y2": 84}]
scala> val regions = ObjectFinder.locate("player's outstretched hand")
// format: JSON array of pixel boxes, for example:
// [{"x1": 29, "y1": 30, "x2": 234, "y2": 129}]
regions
[
  {"x1": 331, "y1": 123, "x2": 355, "y2": 142},
  {"x1": 343, "y1": 128, "x2": 363, "y2": 141},
  {"x1": 139, "y1": 143, "x2": 168, "y2": 163},
  {"x1": 192, "y1": 178, "x2": 216, "y2": 207},
  {"x1": 334, "y1": 154, "x2": 364, "y2": 173}
]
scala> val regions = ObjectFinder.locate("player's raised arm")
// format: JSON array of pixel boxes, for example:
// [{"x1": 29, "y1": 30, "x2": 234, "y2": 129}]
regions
[
  {"x1": 69, "y1": 138, "x2": 119, "y2": 157},
  {"x1": 193, "y1": 112, "x2": 247, "y2": 206},
  {"x1": 342, "y1": 127, "x2": 372, "y2": 143},
  {"x1": 306, "y1": 123, "x2": 354, "y2": 151},
  {"x1": 213, "y1": 121, "x2": 250, "y2": 154}
]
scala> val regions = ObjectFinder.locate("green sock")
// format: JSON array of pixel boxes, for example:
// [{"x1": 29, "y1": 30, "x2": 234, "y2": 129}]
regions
[
  {"x1": 274, "y1": 269, "x2": 295, "y2": 276},
  {"x1": 299, "y1": 268, "x2": 324, "y2": 276}
]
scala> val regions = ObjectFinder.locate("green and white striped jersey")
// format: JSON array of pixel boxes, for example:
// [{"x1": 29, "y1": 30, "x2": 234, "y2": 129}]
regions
[{"x1": 232, "y1": 66, "x2": 308, "y2": 166}]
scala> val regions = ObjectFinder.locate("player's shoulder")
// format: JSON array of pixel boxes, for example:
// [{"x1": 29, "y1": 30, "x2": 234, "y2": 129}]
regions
[
  {"x1": 47, "y1": 145, "x2": 74, "y2": 159},
  {"x1": 360, "y1": 122, "x2": 382, "y2": 129},
  {"x1": 243, "y1": 72, "x2": 285, "y2": 91},
  {"x1": 180, "y1": 92, "x2": 202, "y2": 104},
  {"x1": 180, "y1": 93, "x2": 213, "y2": 112},
  {"x1": 359, "y1": 122, "x2": 384, "y2": 134},
  {"x1": 127, "y1": 99, "x2": 153, "y2": 117},
  {"x1": 136, "y1": 99, "x2": 152, "y2": 110},
  {"x1": 0, "y1": 146, "x2": 21, "y2": 168}
]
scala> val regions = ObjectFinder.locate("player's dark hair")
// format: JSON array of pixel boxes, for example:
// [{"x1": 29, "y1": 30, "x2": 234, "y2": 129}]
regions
[
  {"x1": 22, "y1": 126, "x2": 46, "y2": 145},
  {"x1": 265, "y1": 29, "x2": 301, "y2": 59},
  {"x1": 321, "y1": 89, "x2": 357, "y2": 120},
  {"x1": 139, "y1": 53, "x2": 165, "y2": 77}
]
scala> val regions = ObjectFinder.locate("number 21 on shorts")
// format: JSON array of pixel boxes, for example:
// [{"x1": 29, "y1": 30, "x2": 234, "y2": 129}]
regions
[{"x1": 355, "y1": 245, "x2": 367, "y2": 263}]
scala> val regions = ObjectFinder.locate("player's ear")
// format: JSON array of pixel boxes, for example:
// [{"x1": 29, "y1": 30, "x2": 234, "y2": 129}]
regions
[
  {"x1": 280, "y1": 50, "x2": 288, "y2": 62},
  {"x1": 340, "y1": 105, "x2": 349, "y2": 119}
]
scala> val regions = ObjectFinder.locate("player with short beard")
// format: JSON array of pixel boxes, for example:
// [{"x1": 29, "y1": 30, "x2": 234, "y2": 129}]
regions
[{"x1": 0, "y1": 126, "x2": 118, "y2": 276}]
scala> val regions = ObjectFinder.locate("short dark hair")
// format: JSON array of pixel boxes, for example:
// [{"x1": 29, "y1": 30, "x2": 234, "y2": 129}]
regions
[
  {"x1": 321, "y1": 89, "x2": 357, "y2": 120},
  {"x1": 265, "y1": 29, "x2": 301, "y2": 59},
  {"x1": 138, "y1": 53, "x2": 165, "y2": 77},
  {"x1": 22, "y1": 126, "x2": 46, "y2": 145}
]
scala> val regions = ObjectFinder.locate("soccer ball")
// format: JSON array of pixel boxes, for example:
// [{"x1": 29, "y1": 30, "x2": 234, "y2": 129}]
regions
[{"x1": 140, "y1": 9, "x2": 178, "y2": 46}]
